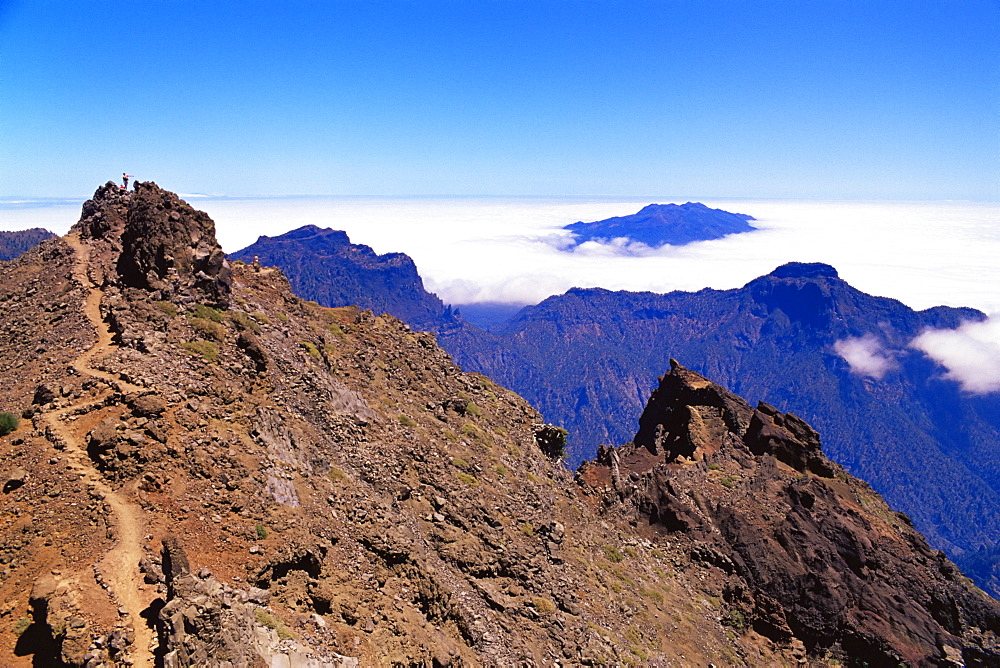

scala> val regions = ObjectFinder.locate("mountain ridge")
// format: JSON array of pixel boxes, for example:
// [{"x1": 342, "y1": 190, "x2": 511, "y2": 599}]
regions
[{"x1": 3, "y1": 182, "x2": 999, "y2": 665}]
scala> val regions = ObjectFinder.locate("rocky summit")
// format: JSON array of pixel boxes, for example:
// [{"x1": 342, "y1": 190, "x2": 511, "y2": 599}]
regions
[{"x1": 0, "y1": 183, "x2": 997, "y2": 666}]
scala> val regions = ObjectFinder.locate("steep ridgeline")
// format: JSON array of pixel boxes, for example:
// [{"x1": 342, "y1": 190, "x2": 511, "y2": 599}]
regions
[
  {"x1": 438, "y1": 263, "x2": 1000, "y2": 596},
  {"x1": 578, "y1": 361, "x2": 1000, "y2": 665},
  {"x1": 229, "y1": 225, "x2": 454, "y2": 333},
  {"x1": 3, "y1": 182, "x2": 893, "y2": 666},
  {"x1": 0, "y1": 228, "x2": 57, "y2": 262},
  {"x1": 563, "y1": 201, "x2": 756, "y2": 248}
]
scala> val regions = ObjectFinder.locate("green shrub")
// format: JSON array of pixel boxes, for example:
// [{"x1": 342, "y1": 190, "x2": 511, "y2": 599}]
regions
[
  {"x1": 520, "y1": 522, "x2": 536, "y2": 537},
  {"x1": 181, "y1": 340, "x2": 219, "y2": 362},
  {"x1": 255, "y1": 523, "x2": 268, "y2": 539},
  {"x1": 189, "y1": 317, "x2": 225, "y2": 341},
  {"x1": 722, "y1": 609, "x2": 748, "y2": 630},
  {"x1": 250, "y1": 312, "x2": 271, "y2": 325},
  {"x1": 720, "y1": 475, "x2": 737, "y2": 489},
  {"x1": 327, "y1": 467, "x2": 347, "y2": 483},
  {"x1": 465, "y1": 401, "x2": 482, "y2": 417},
  {"x1": 455, "y1": 472, "x2": 478, "y2": 486},
  {"x1": 228, "y1": 310, "x2": 261, "y2": 333},
  {"x1": 451, "y1": 457, "x2": 469, "y2": 470},
  {"x1": 397, "y1": 414, "x2": 416, "y2": 427},
  {"x1": 534, "y1": 424, "x2": 567, "y2": 459},
  {"x1": 602, "y1": 545, "x2": 625, "y2": 563},
  {"x1": 153, "y1": 300, "x2": 178, "y2": 318},
  {"x1": 254, "y1": 608, "x2": 294, "y2": 639},
  {"x1": 0, "y1": 412, "x2": 18, "y2": 436},
  {"x1": 532, "y1": 597, "x2": 556, "y2": 615},
  {"x1": 190, "y1": 303, "x2": 224, "y2": 322},
  {"x1": 491, "y1": 464, "x2": 508, "y2": 478},
  {"x1": 300, "y1": 341, "x2": 321, "y2": 359}
]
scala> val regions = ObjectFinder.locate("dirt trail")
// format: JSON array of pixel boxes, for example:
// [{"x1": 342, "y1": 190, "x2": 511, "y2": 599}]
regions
[{"x1": 39, "y1": 234, "x2": 155, "y2": 665}]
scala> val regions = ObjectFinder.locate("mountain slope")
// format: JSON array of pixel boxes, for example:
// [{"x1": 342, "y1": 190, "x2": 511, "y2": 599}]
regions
[
  {"x1": 0, "y1": 228, "x2": 57, "y2": 262},
  {"x1": 0, "y1": 183, "x2": 818, "y2": 666},
  {"x1": 579, "y1": 361, "x2": 1000, "y2": 664},
  {"x1": 438, "y1": 263, "x2": 1000, "y2": 581},
  {"x1": 4, "y1": 183, "x2": 997, "y2": 665},
  {"x1": 229, "y1": 225, "x2": 451, "y2": 332}
]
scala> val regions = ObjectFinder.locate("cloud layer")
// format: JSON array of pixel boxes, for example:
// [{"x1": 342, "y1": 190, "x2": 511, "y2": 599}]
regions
[
  {"x1": 911, "y1": 317, "x2": 1000, "y2": 394},
  {"x1": 4, "y1": 196, "x2": 999, "y2": 394}
]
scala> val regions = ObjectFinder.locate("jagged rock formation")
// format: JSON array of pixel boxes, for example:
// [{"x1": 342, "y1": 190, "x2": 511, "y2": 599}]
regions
[
  {"x1": 438, "y1": 261, "x2": 1000, "y2": 597},
  {"x1": 563, "y1": 201, "x2": 756, "y2": 248},
  {"x1": 579, "y1": 360, "x2": 1000, "y2": 665},
  {"x1": 1, "y1": 183, "x2": 997, "y2": 666},
  {"x1": 0, "y1": 228, "x2": 57, "y2": 262},
  {"x1": 229, "y1": 225, "x2": 451, "y2": 332}
]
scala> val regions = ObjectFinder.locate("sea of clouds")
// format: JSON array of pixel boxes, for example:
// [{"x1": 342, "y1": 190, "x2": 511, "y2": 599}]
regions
[{"x1": 3, "y1": 195, "x2": 998, "y2": 393}]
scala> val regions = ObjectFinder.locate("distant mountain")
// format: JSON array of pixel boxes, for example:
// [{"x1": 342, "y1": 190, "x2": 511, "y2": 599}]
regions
[
  {"x1": 563, "y1": 201, "x2": 756, "y2": 248},
  {"x1": 438, "y1": 262, "x2": 1000, "y2": 594},
  {"x1": 0, "y1": 228, "x2": 56, "y2": 261},
  {"x1": 229, "y1": 225, "x2": 452, "y2": 331}
]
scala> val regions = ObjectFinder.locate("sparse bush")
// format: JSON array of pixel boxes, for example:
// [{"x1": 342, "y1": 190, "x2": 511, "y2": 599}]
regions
[
  {"x1": 534, "y1": 424, "x2": 567, "y2": 460},
  {"x1": 460, "y1": 423, "x2": 484, "y2": 442},
  {"x1": 603, "y1": 545, "x2": 625, "y2": 563},
  {"x1": 455, "y1": 472, "x2": 478, "y2": 486},
  {"x1": 254, "y1": 608, "x2": 294, "y2": 639},
  {"x1": 154, "y1": 300, "x2": 178, "y2": 318},
  {"x1": 465, "y1": 401, "x2": 482, "y2": 417},
  {"x1": 532, "y1": 597, "x2": 556, "y2": 615},
  {"x1": 190, "y1": 303, "x2": 224, "y2": 322},
  {"x1": 228, "y1": 310, "x2": 261, "y2": 333},
  {"x1": 722, "y1": 609, "x2": 748, "y2": 630},
  {"x1": 520, "y1": 522, "x2": 536, "y2": 537},
  {"x1": 720, "y1": 475, "x2": 737, "y2": 489},
  {"x1": 300, "y1": 341, "x2": 321, "y2": 359},
  {"x1": 181, "y1": 340, "x2": 219, "y2": 362},
  {"x1": 492, "y1": 464, "x2": 508, "y2": 478},
  {"x1": 251, "y1": 311, "x2": 271, "y2": 325},
  {"x1": 327, "y1": 467, "x2": 347, "y2": 483},
  {"x1": 451, "y1": 457, "x2": 469, "y2": 470},
  {"x1": 397, "y1": 414, "x2": 416, "y2": 427},
  {"x1": 0, "y1": 412, "x2": 18, "y2": 436},
  {"x1": 189, "y1": 317, "x2": 225, "y2": 341},
  {"x1": 255, "y1": 523, "x2": 268, "y2": 540}
]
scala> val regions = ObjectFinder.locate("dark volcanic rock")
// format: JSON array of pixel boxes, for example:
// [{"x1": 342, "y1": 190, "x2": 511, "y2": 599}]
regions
[
  {"x1": 580, "y1": 362, "x2": 1000, "y2": 665},
  {"x1": 0, "y1": 228, "x2": 57, "y2": 262},
  {"x1": 73, "y1": 181, "x2": 232, "y2": 307},
  {"x1": 563, "y1": 201, "x2": 756, "y2": 248}
]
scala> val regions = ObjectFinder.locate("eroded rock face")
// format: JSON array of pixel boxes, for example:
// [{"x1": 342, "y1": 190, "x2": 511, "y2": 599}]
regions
[
  {"x1": 580, "y1": 361, "x2": 1000, "y2": 665},
  {"x1": 74, "y1": 181, "x2": 231, "y2": 307}
]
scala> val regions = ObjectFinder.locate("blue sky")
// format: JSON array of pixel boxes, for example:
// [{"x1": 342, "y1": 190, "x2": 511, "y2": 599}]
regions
[{"x1": 1, "y1": 1, "x2": 997, "y2": 199}]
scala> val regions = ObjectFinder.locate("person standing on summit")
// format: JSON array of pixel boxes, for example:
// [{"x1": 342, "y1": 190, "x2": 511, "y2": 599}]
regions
[{"x1": 122, "y1": 173, "x2": 133, "y2": 189}]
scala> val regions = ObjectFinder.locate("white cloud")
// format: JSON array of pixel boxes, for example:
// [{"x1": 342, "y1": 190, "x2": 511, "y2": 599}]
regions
[
  {"x1": 834, "y1": 334, "x2": 896, "y2": 379},
  {"x1": 910, "y1": 317, "x2": 1000, "y2": 394},
  {"x1": 6, "y1": 197, "x2": 1000, "y2": 318}
]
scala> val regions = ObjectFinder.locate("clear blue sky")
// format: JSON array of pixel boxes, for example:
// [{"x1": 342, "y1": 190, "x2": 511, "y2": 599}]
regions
[{"x1": 1, "y1": 1, "x2": 997, "y2": 199}]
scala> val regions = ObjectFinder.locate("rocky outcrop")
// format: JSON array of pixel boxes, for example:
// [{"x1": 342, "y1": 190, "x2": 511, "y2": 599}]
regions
[
  {"x1": 579, "y1": 361, "x2": 1000, "y2": 665},
  {"x1": 73, "y1": 181, "x2": 232, "y2": 308},
  {"x1": 158, "y1": 537, "x2": 356, "y2": 668}
]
